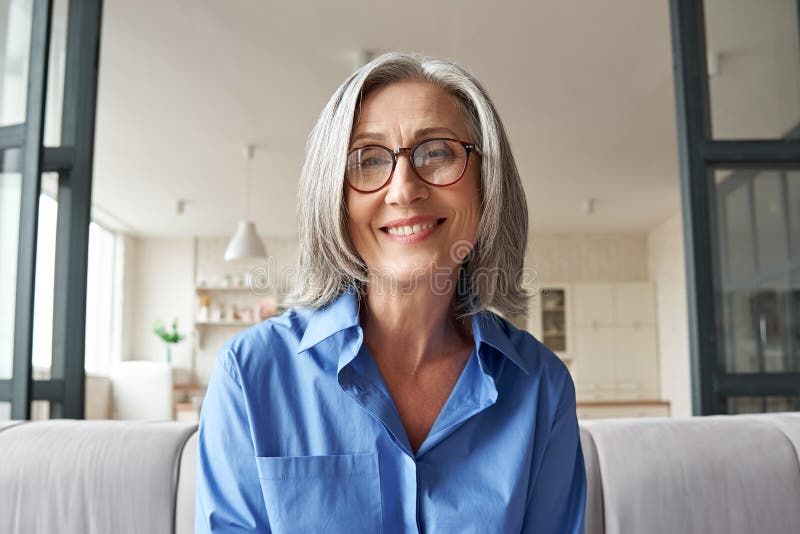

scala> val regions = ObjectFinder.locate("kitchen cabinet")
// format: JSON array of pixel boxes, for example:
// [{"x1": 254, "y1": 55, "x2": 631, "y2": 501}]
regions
[
  {"x1": 528, "y1": 283, "x2": 572, "y2": 365},
  {"x1": 530, "y1": 281, "x2": 661, "y2": 403}
]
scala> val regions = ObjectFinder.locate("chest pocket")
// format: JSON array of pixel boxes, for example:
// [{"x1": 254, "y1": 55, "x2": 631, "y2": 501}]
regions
[{"x1": 256, "y1": 452, "x2": 383, "y2": 533}]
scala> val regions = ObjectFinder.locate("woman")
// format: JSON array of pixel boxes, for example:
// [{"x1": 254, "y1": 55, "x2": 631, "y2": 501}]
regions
[{"x1": 196, "y1": 52, "x2": 585, "y2": 533}]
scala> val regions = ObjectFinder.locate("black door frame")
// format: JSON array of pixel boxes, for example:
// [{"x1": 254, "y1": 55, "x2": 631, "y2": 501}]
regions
[
  {"x1": 0, "y1": 0, "x2": 103, "y2": 419},
  {"x1": 669, "y1": 0, "x2": 800, "y2": 415}
]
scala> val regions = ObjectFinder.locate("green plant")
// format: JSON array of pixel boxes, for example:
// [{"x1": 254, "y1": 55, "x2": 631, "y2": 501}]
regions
[{"x1": 152, "y1": 319, "x2": 186, "y2": 345}]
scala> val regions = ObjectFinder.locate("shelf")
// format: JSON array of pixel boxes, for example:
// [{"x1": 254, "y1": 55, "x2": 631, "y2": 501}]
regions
[
  {"x1": 195, "y1": 285, "x2": 255, "y2": 292},
  {"x1": 174, "y1": 382, "x2": 205, "y2": 392},
  {"x1": 195, "y1": 320, "x2": 258, "y2": 326}
]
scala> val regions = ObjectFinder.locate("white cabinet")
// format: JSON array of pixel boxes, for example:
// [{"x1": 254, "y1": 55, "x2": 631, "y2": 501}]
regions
[
  {"x1": 572, "y1": 282, "x2": 656, "y2": 326},
  {"x1": 573, "y1": 324, "x2": 616, "y2": 397},
  {"x1": 613, "y1": 324, "x2": 659, "y2": 399},
  {"x1": 531, "y1": 281, "x2": 661, "y2": 403},
  {"x1": 572, "y1": 283, "x2": 613, "y2": 325},
  {"x1": 572, "y1": 282, "x2": 659, "y2": 401},
  {"x1": 612, "y1": 282, "x2": 656, "y2": 324}
]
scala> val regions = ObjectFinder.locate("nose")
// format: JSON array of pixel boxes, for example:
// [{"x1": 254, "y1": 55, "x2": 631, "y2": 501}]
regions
[{"x1": 383, "y1": 152, "x2": 429, "y2": 206}]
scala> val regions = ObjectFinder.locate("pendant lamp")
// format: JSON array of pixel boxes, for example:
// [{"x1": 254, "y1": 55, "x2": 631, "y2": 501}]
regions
[{"x1": 224, "y1": 145, "x2": 267, "y2": 261}]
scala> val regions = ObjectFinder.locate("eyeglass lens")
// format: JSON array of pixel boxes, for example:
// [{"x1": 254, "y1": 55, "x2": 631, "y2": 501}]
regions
[{"x1": 346, "y1": 139, "x2": 468, "y2": 192}]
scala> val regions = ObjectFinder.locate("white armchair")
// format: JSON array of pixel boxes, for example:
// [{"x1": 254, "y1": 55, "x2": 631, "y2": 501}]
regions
[{"x1": 110, "y1": 360, "x2": 173, "y2": 420}]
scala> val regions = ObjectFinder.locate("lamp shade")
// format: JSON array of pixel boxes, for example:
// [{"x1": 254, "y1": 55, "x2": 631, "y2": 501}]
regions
[{"x1": 224, "y1": 220, "x2": 266, "y2": 261}]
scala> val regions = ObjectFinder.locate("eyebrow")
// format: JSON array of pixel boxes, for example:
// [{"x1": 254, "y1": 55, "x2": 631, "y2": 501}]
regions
[{"x1": 349, "y1": 126, "x2": 462, "y2": 147}]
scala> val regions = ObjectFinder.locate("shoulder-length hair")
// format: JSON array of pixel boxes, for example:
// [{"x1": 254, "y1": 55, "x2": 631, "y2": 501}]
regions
[{"x1": 289, "y1": 52, "x2": 530, "y2": 319}]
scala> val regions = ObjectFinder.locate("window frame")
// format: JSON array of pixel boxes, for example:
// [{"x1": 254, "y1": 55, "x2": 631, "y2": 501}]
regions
[{"x1": 0, "y1": 0, "x2": 103, "y2": 419}]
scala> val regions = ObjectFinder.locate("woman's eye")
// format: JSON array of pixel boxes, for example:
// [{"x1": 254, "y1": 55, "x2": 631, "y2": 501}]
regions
[
  {"x1": 361, "y1": 157, "x2": 390, "y2": 167},
  {"x1": 421, "y1": 147, "x2": 454, "y2": 163}
]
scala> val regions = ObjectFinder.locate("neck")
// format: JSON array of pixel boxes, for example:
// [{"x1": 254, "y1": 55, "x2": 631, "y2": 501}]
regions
[{"x1": 359, "y1": 271, "x2": 473, "y2": 378}]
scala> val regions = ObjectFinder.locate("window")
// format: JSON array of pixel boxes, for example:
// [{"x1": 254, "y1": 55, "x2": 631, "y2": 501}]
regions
[
  {"x1": 31, "y1": 190, "x2": 121, "y2": 378},
  {"x1": 84, "y1": 221, "x2": 118, "y2": 375},
  {"x1": 31, "y1": 188, "x2": 57, "y2": 377}
]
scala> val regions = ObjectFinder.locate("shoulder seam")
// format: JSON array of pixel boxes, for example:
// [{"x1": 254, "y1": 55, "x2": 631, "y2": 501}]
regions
[{"x1": 219, "y1": 347, "x2": 242, "y2": 385}]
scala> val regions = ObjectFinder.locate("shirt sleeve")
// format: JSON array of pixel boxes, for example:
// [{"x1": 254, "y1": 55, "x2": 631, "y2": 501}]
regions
[
  {"x1": 520, "y1": 374, "x2": 587, "y2": 534},
  {"x1": 195, "y1": 348, "x2": 271, "y2": 533}
]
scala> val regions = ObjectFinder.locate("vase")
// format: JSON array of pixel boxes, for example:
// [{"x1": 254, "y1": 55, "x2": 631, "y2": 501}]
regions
[{"x1": 164, "y1": 345, "x2": 172, "y2": 364}]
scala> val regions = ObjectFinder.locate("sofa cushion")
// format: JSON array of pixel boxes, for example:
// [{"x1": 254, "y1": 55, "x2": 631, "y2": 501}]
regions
[
  {"x1": 0, "y1": 420, "x2": 196, "y2": 534},
  {"x1": 581, "y1": 414, "x2": 800, "y2": 534}
]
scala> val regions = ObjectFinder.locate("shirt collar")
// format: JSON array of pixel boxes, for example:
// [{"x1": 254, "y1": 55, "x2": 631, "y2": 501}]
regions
[
  {"x1": 470, "y1": 311, "x2": 532, "y2": 375},
  {"x1": 296, "y1": 289, "x2": 532, "y2": 376},
  {"x1": 296, "y1": 287, "x2": 361, "y2": 354}
]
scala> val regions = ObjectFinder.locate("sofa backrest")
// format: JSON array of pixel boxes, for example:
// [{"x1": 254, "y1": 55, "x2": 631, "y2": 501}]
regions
[
  {"x1": 2, "y1": 413, "x2": 800, "y2": 534},
  {"x1": 580, "y1": 413, "x2": 800, "y2": 534},
  {"x1": 0, "y1": 420, "x2": 196, "y2": 534}
]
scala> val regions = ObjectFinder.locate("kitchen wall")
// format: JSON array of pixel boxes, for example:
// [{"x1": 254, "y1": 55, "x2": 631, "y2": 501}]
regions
[
  {"x1": 120, "y1": 226, "x2": 693, "y2": 417},
  {"x1": 646, "y1": 210, "x2": 692, "y2": 417},
  {"x1": 122, "y1": 236, "x2": 194, "y2": 369},
  {"x1": 527, "y1": 234, "x2": 648, "y2": 283}
]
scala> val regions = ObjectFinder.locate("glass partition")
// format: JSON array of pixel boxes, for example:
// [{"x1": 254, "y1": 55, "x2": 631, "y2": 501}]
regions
[
  {"x1": 0, "y1": 148, "x2": 22, "y2": 380},
  {"x1": 713, "y1": 168, "x2": 800, "y2": 377},
  {"x1": 704, "y1": 0, "x2": 800, "y2": 139},
  {"x1": 0, "y1": 0, "x2": 33, "y2": 126}
]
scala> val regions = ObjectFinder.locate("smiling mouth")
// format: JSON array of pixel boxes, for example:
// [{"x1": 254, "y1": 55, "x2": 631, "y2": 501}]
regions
[{"x1": 380, "y1": 218, "x2": 447, "y2": 237}]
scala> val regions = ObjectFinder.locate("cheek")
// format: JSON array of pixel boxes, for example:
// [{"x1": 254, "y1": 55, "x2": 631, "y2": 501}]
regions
[
  {"x1": 345, "y1": 192, "x2": 379, "y2": 254},
  {"x1": 346, "y1": 191, "x2": 368, "y2": 229},
  {"x1": 345, "y1": 193, "x2": 363, "y2": 247},
  {"x1": 456, "y1": 172, "x2": 481, "y2": 234}
]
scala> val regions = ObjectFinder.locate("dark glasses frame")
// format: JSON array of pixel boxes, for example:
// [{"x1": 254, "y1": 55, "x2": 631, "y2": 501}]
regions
[{"x1": 345, "y1": 137, "x2": 482, "y2": 193}]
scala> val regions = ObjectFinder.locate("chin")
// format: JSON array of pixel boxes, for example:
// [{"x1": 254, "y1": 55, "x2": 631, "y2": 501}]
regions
[{"x1": 367, "y1": 259, "x2": 457, "y2": 292}]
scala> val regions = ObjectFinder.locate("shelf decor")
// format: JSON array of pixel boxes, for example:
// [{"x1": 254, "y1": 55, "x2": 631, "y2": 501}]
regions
[{"x1": 152, "y1": 318, "x2": 186, "y2": 364}]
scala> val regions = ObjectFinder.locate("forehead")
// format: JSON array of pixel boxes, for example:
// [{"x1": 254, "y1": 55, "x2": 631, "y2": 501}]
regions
[{"x1": 352, "y1": 80, "x2": 469, "y2": 137}]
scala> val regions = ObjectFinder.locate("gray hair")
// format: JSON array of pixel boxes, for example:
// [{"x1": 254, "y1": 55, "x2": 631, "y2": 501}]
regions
[{"x1": 288, "y1": 52, "x2": 530, "y2": 319}]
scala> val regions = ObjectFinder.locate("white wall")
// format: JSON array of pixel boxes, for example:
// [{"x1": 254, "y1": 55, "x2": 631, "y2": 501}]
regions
[
  {"x1": 118, "y1": 233, "x2": 137, "y2": 361},
  {"x1": 125, "y1": 237, "x2": 194, "y2": 369},
  {"x1": 646, "y1": 211, "x2": 692, "y2": 417},
  {"x1": 528, "y1": 234, "x2": 648, "y2": 283}
]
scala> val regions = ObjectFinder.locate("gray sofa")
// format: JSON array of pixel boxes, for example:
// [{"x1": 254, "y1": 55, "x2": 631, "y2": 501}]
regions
[{"x1": 1, "y1": 413, "x2": 799, "y2": 533}]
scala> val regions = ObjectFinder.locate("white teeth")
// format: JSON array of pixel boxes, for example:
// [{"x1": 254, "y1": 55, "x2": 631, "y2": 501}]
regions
[{"x1": 386, "y1": 222, "x2": 436, "y2": 236}]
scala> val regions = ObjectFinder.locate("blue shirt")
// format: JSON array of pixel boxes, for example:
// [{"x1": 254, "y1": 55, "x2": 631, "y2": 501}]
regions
[{"x1": 195, "y1": 289, "x2": 586, "y2": 533}]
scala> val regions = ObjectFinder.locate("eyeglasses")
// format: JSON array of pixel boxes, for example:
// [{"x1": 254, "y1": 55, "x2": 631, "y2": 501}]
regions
[{"x1": 345, "y1": 137, "x2": 482, "y2": 193}]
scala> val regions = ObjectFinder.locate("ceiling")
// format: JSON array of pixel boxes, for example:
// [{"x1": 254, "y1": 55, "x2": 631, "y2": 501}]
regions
[{"x1": 91, "y1": 0, "x2": 681, "y2": 237}]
